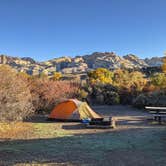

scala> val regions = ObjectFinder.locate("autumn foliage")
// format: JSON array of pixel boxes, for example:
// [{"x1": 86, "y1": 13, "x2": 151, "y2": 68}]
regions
[
  {"x1": 0, "y1": 65, "x2": 80, "y2": 121},
  {"x1": 88, "y1": 68, "x2": 113, "y2": 84},
  {"x1": 162, "y1": 56, "x2": 166, "y2": 74},
  {"x1": 30, "y1": 79, "x2": 80, "y2": 112},
  {"x1": 0, "y1": 65, "x2": 34, "y2": 122},
  {"x1": 113, "y1": 69, "x2": 147, "y2": 92},
  {"x1": 0, "y1": 63, "x2": 166, "y2": 122},
  {"x1": 51, "y1": 72, "x2": 62, "y2": 80}
]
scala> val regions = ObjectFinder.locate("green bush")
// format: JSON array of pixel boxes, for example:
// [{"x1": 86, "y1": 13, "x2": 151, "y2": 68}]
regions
[
  {"x1": 132, "y1": 94, "x2": 148, "y2": 108},
  {"x1": 89, "y1": 84, "x2": 120, "y2": 105},
  {"x1": 78, "y1": 89, "x2": 88, "y2": 101},
  {"x1": 133, "y1": 91, "x2": 166, "y2": 108},
  {"x1": 104, "y1": 91, "x2": 120, "y2": 105},
  {"x1": 150, "y1": 73, "x2": 166, "y2": 89}
]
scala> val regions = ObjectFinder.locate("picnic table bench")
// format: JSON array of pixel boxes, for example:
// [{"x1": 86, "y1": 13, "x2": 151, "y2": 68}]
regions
[{"x1": 145, "y1": 106, "x2": 166, "y2": 124}]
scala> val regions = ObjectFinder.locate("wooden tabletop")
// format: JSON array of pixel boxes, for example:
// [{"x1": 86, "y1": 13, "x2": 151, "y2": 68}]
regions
[{"x1": 145, "y1": 106, "x2": 166, "y2": 110}]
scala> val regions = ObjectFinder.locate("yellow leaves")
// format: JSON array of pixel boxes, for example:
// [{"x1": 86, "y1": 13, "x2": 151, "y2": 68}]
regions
[
  {"x1": 150, "y1": 73, "x2": 166, "y2": 89},
  {"x1": 88, "y1": 68, "x2": 113, "y2": 84},
  {"x1": 52, "y1": 72, "x2": 62, "y2": 81},
  {"x1": 162, "y1": 57, "x2": 166, "y2": 74},
  {"x1": 88, "y1": 68, "x2": 147, "y2": 92}
]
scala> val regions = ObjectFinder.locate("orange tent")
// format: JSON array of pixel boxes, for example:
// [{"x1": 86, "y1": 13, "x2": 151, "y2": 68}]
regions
[{"x1": 49, "y1": 99, "x2": 101, "y2": 121}]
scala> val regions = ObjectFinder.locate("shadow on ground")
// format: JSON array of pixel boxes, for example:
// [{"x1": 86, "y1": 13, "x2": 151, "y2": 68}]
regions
[{"x1": 0, "y1": 127, "x2": 166, "y2": 166}]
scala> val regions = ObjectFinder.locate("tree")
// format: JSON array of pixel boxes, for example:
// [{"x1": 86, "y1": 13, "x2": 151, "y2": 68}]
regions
[
  {"x1": 113, "y1": 69, "x2": 147, "y2": 92},
  {"x1": 51, "y1": 72, "x2": 62, "y2": 81},
  {"x1": 0, "y1": 65, "x2": 34, "y2": 121},
  {"x1": 129, "y1": 71, "x2": 147, "y2": 92},
  {"x1": 88, "y1": 68, "x2": 113, "y2": 84},
  {"x1": 30, "y1": 79, "x2": 80, "y2": 112},
  {"x1": 161, "y1": 56, "x2": 166, "y2": 74},
  {"x1": 150, "y1": 73, "x2": 166, "y2": 89},
  {"x1": 113, "y1": 69, "x2": 128, "y2": 87}
]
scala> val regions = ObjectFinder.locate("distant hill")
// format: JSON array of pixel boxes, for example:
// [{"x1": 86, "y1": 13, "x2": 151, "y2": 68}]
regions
[{"x1": 0, "y1": 52, "x2": 164, "y2": 75}]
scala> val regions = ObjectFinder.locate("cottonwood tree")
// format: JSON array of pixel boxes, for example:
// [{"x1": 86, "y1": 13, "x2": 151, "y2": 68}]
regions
[
  {"x1": 88, "y1": 68, "x2": 114, "y2": 84},
  {"x1": 51, "y1": 72, "x2": 62, "y2": 81},
  {"x1": 162, "y1": 53, "x2": 166, "y2": 74}
]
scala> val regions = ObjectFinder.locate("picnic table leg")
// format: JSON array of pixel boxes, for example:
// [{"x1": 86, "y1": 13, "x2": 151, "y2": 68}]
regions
[
  {"x1": 158, "y1": 116, "x2": 162, "y2": 124},
  {"x1": 154, "y1": 116, "x2": 157, "y2": 121}
]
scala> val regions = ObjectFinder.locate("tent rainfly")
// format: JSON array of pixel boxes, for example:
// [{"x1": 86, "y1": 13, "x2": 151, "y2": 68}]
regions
[{"x1": 48, "y1": 99, "x2": 101, "y2": 121}]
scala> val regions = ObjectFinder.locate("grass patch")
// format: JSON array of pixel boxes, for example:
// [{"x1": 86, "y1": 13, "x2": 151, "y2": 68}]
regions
[
  {"x1": 33, "y1": 123, "x2": 73, "y2": 138},
  {"x1": 0, "y1": 122, "x2": 33, "y2": 140},
  {"x1": 0, "y1": 122, "x2": 73, "y2": 140}
]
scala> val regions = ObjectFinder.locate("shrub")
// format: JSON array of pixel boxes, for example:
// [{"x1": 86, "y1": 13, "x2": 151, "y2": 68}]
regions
[
  {"x1": 113, "y1": 70, "x2": 147, "y2": 104},
  {"x1": 133, "y1": 90, "x2": 166, "y2": 108},
  {"x1": 78, "y1": 89, "x2": 88, "y2": 101},
  {"x1": 89, "y1": 83, "x2": 120, "y2": 105},
  {"x1": 104, "y1": 91, "x2": 120, "y2": 105},
  {"x1": 119, "y1": 89, "x2": 134, "y2": 105},
  {"x1": 0, "y1": 65, "x2": 34, "y2": 122},
  {"x1": 51, "y1": 72, "x2": 62, "y2": 81},
  {"x1": 132, "y1": 94, "x2": 148, "y2": 108},
  {"x1": 142, "y1": 84, "x2": 159, "y2": 93},
  {"x1": 150, "y1": 73, "x2": 166, "y2": 89},
  {"x1": 113, "y1": 70, "x2": 147, "y2": 93},
  {"x1": 30, "y1": 79, "x2": 80, "y2": 113},
  {"x1": 162, "y1": 56, "x2": 166, "y2": 74},
  {"x1": 88, "y1": 68, "x2": 113, "y2": 84}
]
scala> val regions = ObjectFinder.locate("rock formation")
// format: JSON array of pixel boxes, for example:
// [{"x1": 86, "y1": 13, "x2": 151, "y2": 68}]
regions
[{"x1": 0, "y1": 52, "x2": 164, "y2": 75}]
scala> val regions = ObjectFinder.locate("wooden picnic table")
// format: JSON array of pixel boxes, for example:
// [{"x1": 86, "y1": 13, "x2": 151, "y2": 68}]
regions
[{"x1": 145, "y1": 106, "x2": 166, "y2": 124}]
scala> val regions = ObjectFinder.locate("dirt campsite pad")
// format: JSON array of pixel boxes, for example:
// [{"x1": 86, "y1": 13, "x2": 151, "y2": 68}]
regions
[{"x1": 0, "y1": 105, "x2": 166, "y2": 166}]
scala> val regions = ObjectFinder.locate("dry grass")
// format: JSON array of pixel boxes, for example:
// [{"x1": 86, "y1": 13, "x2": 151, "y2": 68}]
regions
[{"x1": 0, "y1": 122, "x2": 33, "y2": 140}]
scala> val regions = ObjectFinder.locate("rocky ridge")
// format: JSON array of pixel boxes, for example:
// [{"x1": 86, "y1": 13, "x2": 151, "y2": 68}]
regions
[{"x1": 0, "y1": 52, "x2": 164, "y2": 75}]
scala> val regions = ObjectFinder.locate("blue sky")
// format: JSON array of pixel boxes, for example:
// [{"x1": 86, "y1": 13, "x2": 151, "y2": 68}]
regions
[{"x1": 0, "y1": 0, "x2": 165, "y2": 61}]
